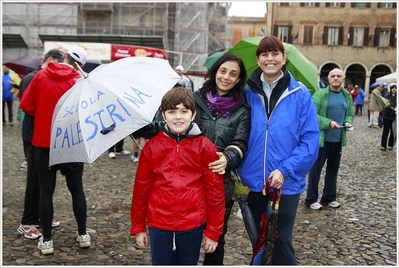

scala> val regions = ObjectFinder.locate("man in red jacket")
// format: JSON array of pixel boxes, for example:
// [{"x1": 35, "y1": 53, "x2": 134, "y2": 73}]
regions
[{"x1": 20, "y1": 46, "x2": 91, "y2": 255}]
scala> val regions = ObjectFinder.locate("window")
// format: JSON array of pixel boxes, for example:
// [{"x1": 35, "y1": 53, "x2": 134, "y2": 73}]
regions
[
  {"x1": 379, "y1": 29, "x2": 390, "y2": 47},
  {"x1": 353, "y1": 28, "x2": 364, "y2": 46},
  {"x1": 277, "y1": 26, "x2": 289, "y2": 42},
  {"x1": 242, "y1": 28, "x2": 248, "y2": 37},
  {"x1": 305, "y1": 2, "x2": 315, "y2": 7},
  {"x1": 330, "y1": 2, "x2": 341, "y2": 7},
  {"x1": 379, "y1": 2, "x2": 393, "y2": 8},
  {"x1": 226, "y1": 27, "x2": 232, "y2": 37},
  {"x1": 280, "y1": 3, "x2": 289, "y2": 7},
  {"x1": 303, "y1": 25, "x2": 313, "y2": 44},
  {"x1": 328, "y1": 27, "x2": 339, "y2": 45}
]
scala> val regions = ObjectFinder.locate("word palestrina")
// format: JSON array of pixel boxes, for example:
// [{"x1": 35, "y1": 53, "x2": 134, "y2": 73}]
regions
[{"x1": 53, "y1": 86, "x2": 152, "y2": 149}]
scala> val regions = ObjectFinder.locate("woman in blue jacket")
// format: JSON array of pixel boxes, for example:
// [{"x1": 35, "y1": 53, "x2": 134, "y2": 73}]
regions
[{"x1": 237, "y1": 36, "x2": 320, "y2": 265}]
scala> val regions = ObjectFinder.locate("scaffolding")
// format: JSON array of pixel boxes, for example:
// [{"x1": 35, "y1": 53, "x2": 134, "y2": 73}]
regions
[{"x1": 2, "y1": 2, "x2": 231, "y2": 73}]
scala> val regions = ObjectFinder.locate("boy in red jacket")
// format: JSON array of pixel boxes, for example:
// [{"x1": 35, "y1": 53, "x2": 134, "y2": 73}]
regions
[{"x1": 130, "y1": 87, "x2": 225, "y2": 265}]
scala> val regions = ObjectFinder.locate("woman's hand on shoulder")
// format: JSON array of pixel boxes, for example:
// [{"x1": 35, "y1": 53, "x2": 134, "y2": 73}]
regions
[{"x1": 209, "y1": 152, "x2": 227, "y2": 175}]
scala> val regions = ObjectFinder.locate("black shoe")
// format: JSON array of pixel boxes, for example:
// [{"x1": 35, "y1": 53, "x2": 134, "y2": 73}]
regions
[{"x1": 381, "y1": 147, "x2": 387, "y2": 151}]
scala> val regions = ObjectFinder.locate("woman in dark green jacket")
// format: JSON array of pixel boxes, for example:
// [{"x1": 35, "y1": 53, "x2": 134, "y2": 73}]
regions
[{"x1": 195, "y1": 54, "x2": 250, "y2": 265}]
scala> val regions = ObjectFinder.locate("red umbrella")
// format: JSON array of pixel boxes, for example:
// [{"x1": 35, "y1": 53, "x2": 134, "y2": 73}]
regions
[
  {"x1": 250, "y1": 177, "x2": 282, "y2": 265},
  {"x1": 4, "y1": 55, "x2": 43, "y2": 76}
]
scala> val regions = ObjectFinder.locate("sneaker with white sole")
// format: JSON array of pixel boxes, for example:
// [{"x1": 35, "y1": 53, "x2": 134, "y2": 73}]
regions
[
  {"x1": 37, "y1": 237, "x2": 54, "y2": 255},
  {"x1": 309, "y1": 202, "x2": 323, "y2": 210},
  {"x1": 20, "y1": 160, "x2": 28, "y2": 169},
  {"x1": 17, "y1": 224, "x2": 42, "y2": 239},
  {"x1": 77, "y1": 232, "x2": 91, "y2": 248},
  {"x1": 36, "y1": 219, "x2": 61, "y2": 228},
  {"x1": 115, "y1": 149, "x2": 131, "y2": 155},
  {"x1": 108, "y1": 152, "x2": 116, "y2": 158},
  {"x1": 131, "y1": 155, "x2": 139, "y2": 162},
  {"x1": 328, "y1": 201, "x2": 340, "y2": 208}
]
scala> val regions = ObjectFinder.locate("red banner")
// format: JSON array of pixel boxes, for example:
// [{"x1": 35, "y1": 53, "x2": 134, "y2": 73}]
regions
[{"x1": 111, "y1": 44, "x2": 167, "y2": 61}]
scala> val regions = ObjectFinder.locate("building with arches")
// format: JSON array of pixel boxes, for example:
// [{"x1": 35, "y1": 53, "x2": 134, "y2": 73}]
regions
[{"x1": 264, "y1": 2, "x2": 396, "y2": 97}]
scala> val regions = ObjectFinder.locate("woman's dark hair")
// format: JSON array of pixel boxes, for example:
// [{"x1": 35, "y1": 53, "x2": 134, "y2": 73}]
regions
[
  {"x1": 256, "y1": 36, "x2": 285, "y2": 57},
  {"x1": 200, "y1": 53, "x2": 246, "y2": 99}
]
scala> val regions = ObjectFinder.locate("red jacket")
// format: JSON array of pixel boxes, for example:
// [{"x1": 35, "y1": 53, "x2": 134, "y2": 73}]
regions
[
  {"x1": 130, "y1": 125, "x2": 225, "y2": 242},
  {"x1": 20, "y1": 62, "x2": 81, "y2": 148}
]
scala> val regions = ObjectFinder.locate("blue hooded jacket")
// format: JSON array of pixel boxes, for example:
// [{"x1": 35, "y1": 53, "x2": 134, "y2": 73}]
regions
[
  {"x1": 2, "y1": 72, "x2": 15, "y2": 102},
  {"x1": 238, "y1": 67, "x2": 320, "y2": 195}
]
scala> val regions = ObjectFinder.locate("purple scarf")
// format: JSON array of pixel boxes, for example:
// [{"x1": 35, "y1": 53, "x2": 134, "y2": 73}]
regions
[{"x1": 205, "y1": 91, "x2": 242, "y2": 117}]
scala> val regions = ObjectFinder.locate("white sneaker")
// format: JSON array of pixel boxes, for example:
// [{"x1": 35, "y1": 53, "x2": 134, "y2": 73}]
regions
[
  {"x1": 37, "y1": 237, "x2": 54, "y2": 255},
  {"x1": 20, "y1": 160, "x2": 28, "y2": 169},
  {"x1": 17, "y1": 224, "x2": 41, "y2": 239},
  {"x1": 76, "y1": 232, "x2": 91, "y2": 248},
  {"x1": 108, "y1": 152, "x2": 116, "y2": 158},
  {"x1": 131, "y1": 155, "x2": 139, "y2": 162},
  {"x1": 328, "y1": 201, "x2": 340, "y2": 208},
  {"x1": 115, "y1": 149, "x2": 131, "y2": 155},
  {"x1": 309, "y1": 202, "x2": 323, "y2": 210}
]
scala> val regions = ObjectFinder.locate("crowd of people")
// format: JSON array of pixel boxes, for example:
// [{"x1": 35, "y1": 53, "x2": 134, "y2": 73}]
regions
[{"x1": 4, "y1": 36, "x2": 396, "y2": 264}]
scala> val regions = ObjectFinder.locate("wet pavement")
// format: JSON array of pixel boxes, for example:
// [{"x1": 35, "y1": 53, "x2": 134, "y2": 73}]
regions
[{"x1": 2, "y1": 100, "x2": 397, "y2": 266}]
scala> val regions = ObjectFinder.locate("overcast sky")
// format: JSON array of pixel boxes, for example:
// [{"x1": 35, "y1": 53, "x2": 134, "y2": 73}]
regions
[{"x1": 228, "y1": 2, "x2": 267, "y2": 17}]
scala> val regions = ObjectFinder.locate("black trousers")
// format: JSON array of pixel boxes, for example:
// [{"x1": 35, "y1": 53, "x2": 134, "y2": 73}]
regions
[
  {"x1": 2, "y1": 100, "x2": 13, "y2": 123},
  {"x1": 108, "y1": 139, "x2": 124, "y2": 153},
  {"x1": 20, "y1": 141, "x2": 40, "y2": 225},
  {"x1": 203, "y1": 198, "x2": 234, "y2": 265},
  {"x1": 247, "y1": 191, "x2": 299, "y2": 265},
  {"x1": 381, "y1": 117, "x2": 395, "y2": 148}
]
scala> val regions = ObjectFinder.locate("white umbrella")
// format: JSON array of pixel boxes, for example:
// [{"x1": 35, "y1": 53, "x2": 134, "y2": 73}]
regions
[
  {"x1": 376, "y1": 72, "x2": 397, "y2": 83},
  {"x1": 50, "y1": 57, "x2": 180, "y2": 166}
]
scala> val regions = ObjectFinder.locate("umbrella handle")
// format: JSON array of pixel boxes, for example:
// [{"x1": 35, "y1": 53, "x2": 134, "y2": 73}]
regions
[
  {"x1": 75, "y1": 62, "x2": 88, "y2": 78},
  {"x1": 132, "y1": 136, "x2": 143, "y2": 151}
]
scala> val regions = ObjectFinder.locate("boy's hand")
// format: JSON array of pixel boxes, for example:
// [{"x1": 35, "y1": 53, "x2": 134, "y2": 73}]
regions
[
  {"x1": 202, "y1": 236, "x2": 218, "y2": 253},
  {"x1": 135, "y1": 232, "x2": 150, "y2": 249}
]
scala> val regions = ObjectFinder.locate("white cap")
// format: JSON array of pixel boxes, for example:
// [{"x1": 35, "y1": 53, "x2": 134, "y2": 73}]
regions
[
  {"x1": 175, "y1": 65, "x2": 184, "y2": 72},
  {"x1": 67, "y1": 46, "x2": 87, "y2": 65}
]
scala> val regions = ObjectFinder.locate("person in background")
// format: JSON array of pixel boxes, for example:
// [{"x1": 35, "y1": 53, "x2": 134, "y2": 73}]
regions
[
  {"x1": 237, "y1": 36, "x2": 320, "y2": 265},
  {"x1": 380, "y1": 84, "x2": 397, "y2": 151},
  {"x1": 368, "y1": 84, "x2": 385, "y2": 128},
  {"x1": 17, "y1": 49, "x2": 64, "y2": 240},
  {"x1": 188, "y1": 74, "x2": 195, "y2": 92},
  {"x1": 355, "y1": 85, "x2": 366, "y2": 115},
  {"x1": 130, "y1": 87, "x2": 225, "y2": 265},
  {"x1": 175, "y1": 65, "x2": 193, "y2": 92},
  {"x1": 108, "y1": 139, "x2": 131, "y2": 159},
  {"x1": 2, "y1": 65, "x2": 19, "y2": 126},
  {"x1": 20, "y1": 46, "x2": 91, "y2": 255},
  {"x1": 305, "y1": 68, "x2": 354, "y2": 210}
]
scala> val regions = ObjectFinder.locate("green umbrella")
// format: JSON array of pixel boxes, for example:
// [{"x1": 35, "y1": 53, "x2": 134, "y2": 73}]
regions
[
  {"x1": 203, "y1": 50, "x2": 227, "y2": 69},
  {"x1": 227, "y1": 36, "x2": 318, "y2": 94}
]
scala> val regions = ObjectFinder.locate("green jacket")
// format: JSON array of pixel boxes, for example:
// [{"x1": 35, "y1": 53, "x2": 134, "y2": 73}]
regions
[{"x1": 312, "y1": 86, "x2": 354, "y2": 147}]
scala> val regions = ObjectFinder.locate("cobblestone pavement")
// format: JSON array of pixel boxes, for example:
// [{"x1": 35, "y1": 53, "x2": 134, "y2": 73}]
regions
[{"x1": 2, "y1": 100, "x2": 397, "y2": 266}]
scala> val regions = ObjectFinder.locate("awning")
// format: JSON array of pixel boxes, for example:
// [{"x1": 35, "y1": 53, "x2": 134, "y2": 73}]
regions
[
  {"x1": 2, "y1": 34, "x2": 29, "y2": 48},
  {"x1": 43, "y1": 41, "x2": 167, "y2": 62},
  {"x1": 39, "y1": 34, "x2": 164, "y2": 49}
]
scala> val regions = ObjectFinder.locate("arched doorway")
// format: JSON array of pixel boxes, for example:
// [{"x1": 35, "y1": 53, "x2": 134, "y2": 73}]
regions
[{"x1": 345, "y1": 64, "x2": 367, "y2": 88}]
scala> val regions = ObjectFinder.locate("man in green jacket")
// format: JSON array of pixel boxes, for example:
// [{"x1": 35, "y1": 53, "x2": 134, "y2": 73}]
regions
[{"x1": 305, "y1": 68, "x2": 354, "y2": 210}]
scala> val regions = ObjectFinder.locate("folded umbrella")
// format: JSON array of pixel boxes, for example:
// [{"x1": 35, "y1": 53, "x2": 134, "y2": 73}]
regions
[
  {"x1": 231, "y1": 170, "x2": 258, "y2": 249},
  {"x1": 250, "y1": 177, "x2": 282, "y2": 265}
]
